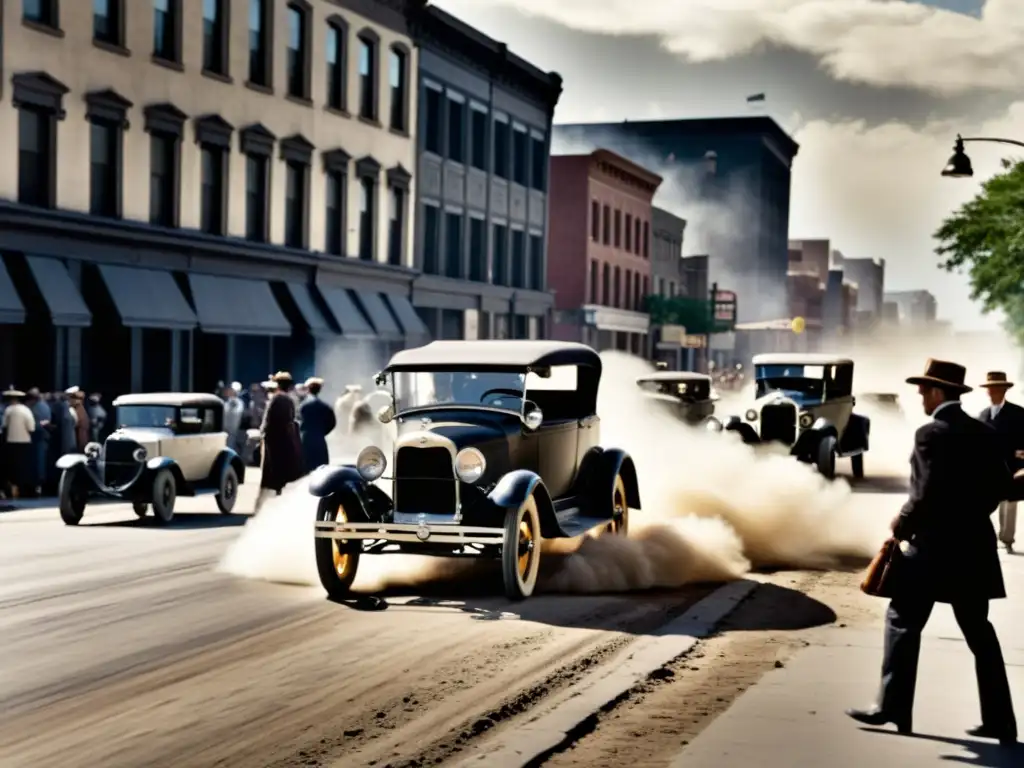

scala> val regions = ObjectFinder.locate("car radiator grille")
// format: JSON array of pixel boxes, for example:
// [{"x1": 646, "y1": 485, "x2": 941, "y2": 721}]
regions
[
  {"x1": 394, "y1": 447, "x2": 456, "y2": 517},
  {"x1": 103, "y1": 438, "x2": 142, "y2": 487},
  {"x1": 760, "y1": 404, "x2": 797, "y2": 445}
]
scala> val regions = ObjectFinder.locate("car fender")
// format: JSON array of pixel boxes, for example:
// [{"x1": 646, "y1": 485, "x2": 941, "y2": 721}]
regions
[
  {"x1": 584, "y1": 448, "x2": 641, "y2": 512},
  {"x1": 488, "y1": 470, "x2": 558, "y2": 538},
  {"x1": 146, "y1": 456, "x2": 185, "y2": 486},
  {"x1": 723, "y1": 416, "x2": 759, "y2": 444},
  {"x1": 843, "y1": 413, "x2": 870, "y2": 452},
  {"x1": 56, "y1": 453, "x2": 88, "y2": 470},
  {"x1": 307, "y1": 464, "x2": 391, "y2": 522},
  {"x1": 210, "y1": 448, "x2": 246, "y2": 486}
]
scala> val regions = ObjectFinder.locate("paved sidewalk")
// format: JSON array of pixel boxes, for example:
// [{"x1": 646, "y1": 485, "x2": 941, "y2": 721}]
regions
[{"x1": 673, "y1": 550, "x2": 1024, "y2": 767}]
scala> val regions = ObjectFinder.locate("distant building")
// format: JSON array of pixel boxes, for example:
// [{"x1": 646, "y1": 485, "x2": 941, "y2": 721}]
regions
[
  {"x1": 555, "y1": 117, "x2": 799, "y2": 323},
  {"x1": 884, "y1": 290, "x2": 938, "y2": 326},
  {"x1": 788, "y1": 239, "x2": 830, "y2": 281},
  {"x1": 831, "y1": 252, "x2": 885, "y2": 319},
  {"x1": 650, "y1": 207, "x2": 687, "y2": 368}
]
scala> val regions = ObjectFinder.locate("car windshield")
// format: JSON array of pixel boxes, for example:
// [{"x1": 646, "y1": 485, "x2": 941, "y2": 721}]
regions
[
  {"x1": 755, "y1": 364, "x2": 825, "y2": 403},
  {"x1": 392, "y1": 371, "x2": 527, "y2": 415},
  {"x1": 116, "y1": 405, "x2": 176, "y2": 429}
]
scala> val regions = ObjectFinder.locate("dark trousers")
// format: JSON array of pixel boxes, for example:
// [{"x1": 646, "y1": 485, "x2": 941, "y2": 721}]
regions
[{"x1": 878, "y1": 595, "x2": 1016, "y2": 734}]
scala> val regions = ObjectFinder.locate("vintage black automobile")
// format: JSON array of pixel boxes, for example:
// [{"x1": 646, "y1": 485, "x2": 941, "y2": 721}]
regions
[
  {"x1": 635, "y1": 371, "x2": 718, "y2": 425},
  {"x1": 712, "y1": 353, "x2": 870, "y2": 479},
  {"x1": 56, "y1": 393, "x2": 246, "y2": 525},
  {"x1": 309, "y1": 340, "x2": 640, "y2": 600}
]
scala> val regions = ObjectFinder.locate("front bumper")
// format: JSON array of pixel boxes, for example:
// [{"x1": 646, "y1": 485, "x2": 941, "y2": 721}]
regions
[{"x1": 314, "y1": 521, "x2": 504, "y2": 546}]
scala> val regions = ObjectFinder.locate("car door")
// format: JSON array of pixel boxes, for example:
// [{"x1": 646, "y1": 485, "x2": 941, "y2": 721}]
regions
[
  {"x1": 575, "y1": 414, "x2": 600, "y2": 481},
  {"x1": 161, "y1": 406, "x2": 208, "y2": 482},
  {"x1": 536, "y1": 418, "x2": 579, "y2": 499}
]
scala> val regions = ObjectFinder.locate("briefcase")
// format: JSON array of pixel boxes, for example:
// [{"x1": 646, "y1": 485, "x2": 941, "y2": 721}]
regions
[{"x1": 860, "y1": 538, "x2": 901, "y2": 598}]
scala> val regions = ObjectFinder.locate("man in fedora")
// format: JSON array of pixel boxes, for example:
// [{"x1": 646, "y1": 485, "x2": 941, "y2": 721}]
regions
[
  {"x1": 298, "y1": 377, "x2": 336, "y2": 473},
  {"x1": 847, "y1": 359, "x2": 1017, "y2": 746},
  {"x1": 978, "y1": 371, "x2": 1024, "y2": 553},
  {"x1": 255, "y1": 372, "x2": 304, "y2": 513}
]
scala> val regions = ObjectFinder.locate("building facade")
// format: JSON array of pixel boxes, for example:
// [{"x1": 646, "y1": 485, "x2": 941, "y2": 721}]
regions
[
  {"x1": 0, "y1": 0, "x2": 437, "y2": 398},
  {"x1": 650, "y1": 206, "x2": 687, "y2": 368},
  {"x1": 410, "y1": 5, "x2": 561, "y2": 341},
  {"x1": 555, "y1": 117, "x2": 799, "y2": 324},
  {"x1": 830, "y1": 252, "x2": 885, "y2": 330},
  {"x1": 884, "y1": 290, "x2": 938, "y2": 327},
  {"x1": 547, "y1": 149, "x2": 660, "y2": 355}
]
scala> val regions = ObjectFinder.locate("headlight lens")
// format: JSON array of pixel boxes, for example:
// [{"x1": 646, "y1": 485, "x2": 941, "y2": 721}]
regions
[
  {"x1": 799, "y1": 413, "x2": 814, "y2": 428},
  {"x1": 84, "y1": 442, "x2": 101, "y2": 459},
  {"x1": 745, "y1": 409, "x2": 758, "y2": 421},
  {"x1": 132, "y1": 446, "x2": 147, "y2": 462},
  {"x1": 454, "y1": 447, "x2": 486, "y2": 483},
  {"x1": 705, "y1": 417, "x2": 723, "y2": 432},
  {"x1": 356, "y1": 445, "x2": 387, "y2": 481}
]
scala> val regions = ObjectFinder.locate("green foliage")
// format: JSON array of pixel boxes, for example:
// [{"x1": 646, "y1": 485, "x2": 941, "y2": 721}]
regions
[{"x1": 645, "y1": 295, "x2": 734, "y2": 333}]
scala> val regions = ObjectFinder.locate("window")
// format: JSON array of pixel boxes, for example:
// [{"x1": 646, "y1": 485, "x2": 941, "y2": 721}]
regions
[
  {"x1": 602, "y1": 204, "x2": 610, "y2": 244},
  {"x1": 245, "y1": 155, "x2": 269, "y2": 241},
  {"x1": 202, "y1": 0, "x2": 228, "y2": 75},
  {"x1": 359, "y1": 176, "x2": 375, "y2": 259},
  {"x1": 638, "y1": 276, "x2": 645, "y2": 308},
  {"x1": 624, "y1": 271, "x2": 632, "y2": 310},
  {"x1": 492, "y1": 224, "x2": 507, "y2": 285},
  {"x1": 89, "y1": 122, "x2": 119, "y2": 217},
  {"x1": 445, "y1": 212, "x2": 463, "y2": 278},
  {"x1": 511, "y1": 125, "x2": 528, "y2": 185},
  {"x1": 286, "y1": 2, "x2": 310, "y2": 100},
  {"x1": 17, "y1": 109, "x2": 53, "y2": 208},
  {"x1": 358, "y1": 33, "x2": 378, "y2": 120},
  {"x1": 200, "y1": 146, "x2": 226, "y2": 235},
  {"x1": 94, "y1": 0, "x2": 122, "y2": 46},
  {"x1": 589, "y1": 261, "x2": 598, "y2": 303},
  {"x1": 248, "y1": 0, "x2": 271, "y2": 87},
  {"x1": 447, "y1": 93, "x2": 465, "y2": 163},
  {"x1": 469, "y1": 217, "x2": 485, "y2": 281},
  {"x1": 530, "y1": 133, "x2": 546, "y2": 191},
  {"x1": 528, "y1": 234, "x2": 543, "y2": 291},
  {"x1": 510, "y1": 229, "x2": 525, "y2": 288},
  {"x1": 284, "y1": 161, "x2": 306, "y2": 248},
  {"x1": 470, "y1": 104, "x2": 487, "y2": 170},
  {"x1": 493, "y1": 117, "x2": 509, "y2": 179},
  {"x1": 422, "y1": 204, "x2": 440, "y2": 273},
  {"x1": 326, "y1": 20, "x2": 346, "y2": 110},
  {"x1": 324, "y1": 170, "x2": 345, "y2": 255},
  {"x1": 153, "y1": 0, "x2": 180, "y2": 63},
  {"x1": 625, "y1": 213, "x2": 633, "y2": 252},
  {"x1": 613, "y1": 210, "x2": 621, "y2": 248},
  {"x1": 614, "y1": 266, "x2": 621, "y2": 308},
  {"x1": 389, "y1": 46, "x2": 407, "y2": 132},
  {"x1": 23, "y1": 0, "x2": 57, "y2": 28},
  {"x1": 590, "y1": 200, "x2": 599, "y2": 241},
  {"x1": 149, "y1": 134, "x2": 178, "y2": 226},
  {"x1": 642, "y1": 221, "x2": 650, "y2": 257},
  {"x1": 388, "y1": 186, "x2": 404, "y2": 265},
  {"x1": 424, "y1": 84, "x2": 442, "y2": 154},
  {"x1": 601, "y1": 263, "x2": 610, "y2": 305}
]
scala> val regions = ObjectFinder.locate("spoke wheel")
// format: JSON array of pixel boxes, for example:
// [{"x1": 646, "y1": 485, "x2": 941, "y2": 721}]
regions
[
  {"x1": 314, "y1": 496, "x2": 361, "y2": 599},
  {"x1": 502, "y1": 494, "x2": 541, "y2": 600},
  {"x1": 604, "y1": 474, "x2": 630, "y2": 536}
]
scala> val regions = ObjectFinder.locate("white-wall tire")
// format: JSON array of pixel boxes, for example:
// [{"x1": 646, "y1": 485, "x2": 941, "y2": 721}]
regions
[{"x1": 502, "y1": 494, "x2": 542, "y2": 600}]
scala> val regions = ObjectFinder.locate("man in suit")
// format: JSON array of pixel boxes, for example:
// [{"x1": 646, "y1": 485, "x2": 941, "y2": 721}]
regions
[
  {"x1": 846, "y1": 359, "x2": 1017, "y2": 746},
  {"x1": 299, "y1": 377, "x2": 336, "y2": 472},
  {"x1": 977, "y1": 371, "x2": 1024, "y2": 553}
]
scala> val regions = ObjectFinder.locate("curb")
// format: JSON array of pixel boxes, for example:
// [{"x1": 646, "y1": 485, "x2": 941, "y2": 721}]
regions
[{"x1": 453, "y1": 578, "x2": 760, "y2": 767}]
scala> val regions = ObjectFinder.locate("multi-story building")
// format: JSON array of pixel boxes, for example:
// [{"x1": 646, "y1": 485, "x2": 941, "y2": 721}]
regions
[
  {"x1": 410, "y1": 4, "x2": 561, "y2": 341},
  {"x1": 0, "y1": 0, "x2": 432, "y2": 395},
  {"x1": 831, "y1": 253, "x2": 884, "y2": 316},
  {"x1": 555, "y1": 117, "x2": 799, "y2": 323},
  {"x1": 650, "y1": 206, "x2": 686, "y2": 367},
  {"x1": 884, "y1": 290, "x2": 938, "y2": 327},
  {"x1": 547, "y1": 149, "x2": 660, "y2": 354}
]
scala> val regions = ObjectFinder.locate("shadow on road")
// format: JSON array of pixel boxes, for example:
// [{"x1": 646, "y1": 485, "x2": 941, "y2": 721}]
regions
[
  {"x1": 83, "y1": 512, "x2": 252, "y2": 530},
  {"x1": 861, "y1": 727, "x2": 1021, "y2": 766}
]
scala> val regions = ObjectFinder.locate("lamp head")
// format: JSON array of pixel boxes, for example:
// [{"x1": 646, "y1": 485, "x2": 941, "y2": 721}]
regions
[{"x1": 942, "y1": 135, "x2": 973, "y2": 178}]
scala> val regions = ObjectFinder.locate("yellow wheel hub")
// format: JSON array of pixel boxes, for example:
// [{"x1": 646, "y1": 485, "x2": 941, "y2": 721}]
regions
[
  {"x1": 608, "y1": 475, "x2": 628, "y2": 534},
  {"x1": 331, "y1": 504, "x2": 353, "y2": 579},
  {"x1": 517, "y1": 517, "x2": 534, "y2": 577}
]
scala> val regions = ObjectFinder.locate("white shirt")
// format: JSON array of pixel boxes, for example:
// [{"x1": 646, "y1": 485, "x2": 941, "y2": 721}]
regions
[
  {"x1": 990, "y1": 401, "x2": 1005, "y2": 419},
  {"x1": 2, "y1": 403, "x2": 36, "y2": 443},
  {"x1": 933, "y1": 400, "x2": 958, "y2": 420}
]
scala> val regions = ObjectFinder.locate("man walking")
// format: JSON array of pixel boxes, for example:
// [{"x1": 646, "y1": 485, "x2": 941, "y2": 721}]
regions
[
  {"x1": 299, "y1": 377, "x2": 336, "y2": 472},
  {"x1": 846, "y1": 359, "x2": 1017, "y2": 746},
  {"x1": 255, "y1": 372, "x2": 304, "y2": 513},
  {"x1": 977, "y1": 371, "x2": 1024, "y2": 553}
]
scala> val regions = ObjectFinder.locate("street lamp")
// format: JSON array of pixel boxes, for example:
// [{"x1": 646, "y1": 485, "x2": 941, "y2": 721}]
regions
[{"x1": 941, "y1": 134, "x2": 1024, "y2": 178}]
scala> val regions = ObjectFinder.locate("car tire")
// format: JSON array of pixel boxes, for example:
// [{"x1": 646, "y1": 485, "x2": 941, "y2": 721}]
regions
[
  {"x1": 502, "y1": 494, "x2": 542, "y2": 601},
  {"x1": 851, "y1": 453, "x2": 864, "y2": 480},
  {"x1": 603, "y1": 473, "x2": 629, "y2": 536},
  {"x1": 151, "y1": 469, "x2": 177, "y2": 525},
  {"x1": 215, "y1": 466, "x2": 239, "y2": 514},
  {"x1": 817, "y1": 436, "x2": 837, "y2": 479},
  {"x1": 133, "y1": 502, "x2": 148, "y2": 518},
  {"x1": 58, "y1": 466, "x2": 88, "y2": 526},
  {"x1": 314, "y1": 495, "x2": 361, "y2": 600}
]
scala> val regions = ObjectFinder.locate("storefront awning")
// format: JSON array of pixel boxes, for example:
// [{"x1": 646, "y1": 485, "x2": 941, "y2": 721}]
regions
[
  {"x1": 26, "y1": 256, "x2": 91, "y2": 327},
  {"x1": 0, "y1": 259, "x2": 25, "y2": 324},
  {"x1": 354, "y1": 291, "x2": 402, "y2": 341},
  {"x1": 285, "y1": 283, "x2": 334, "y2": 337},
  {"x1": 385, "y1": 294, "x2": 430, "y2": 344},
  {"x1": 317, "y1": 287, "x2": 376, "y2": 339},
  {"x1": 512, "y1": 291, "x2": 553, "y2": 317},
  {"x1": 97, "y1": 263, "x2": 196, "y2": 330},
  {"x1": 188, "y1": 274, "x2": 291, "y2": 336}
]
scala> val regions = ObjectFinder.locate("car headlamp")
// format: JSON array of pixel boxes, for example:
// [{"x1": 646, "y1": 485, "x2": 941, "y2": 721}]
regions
[
  {"x1": 454, "y1": 447, "x2": 486, "y2": 483},
  {"x1": 799, "y1": 413, "x2": 814, "y2": 428},
  {"x1": 705, "y1": 417, "x2": 723, "y2": 432},
  {"x1": 356, "y1": 445, "x2": 387, "y2": 481},
  {"x1": 744, "y1": 409, "x2": 758, "y2": 421},
  {"x1": 84, "y1": 442, "x2": 101, "y2": 459},
  {"x1": 132, "y1": 446, "x2": 147, "y2": 462}
]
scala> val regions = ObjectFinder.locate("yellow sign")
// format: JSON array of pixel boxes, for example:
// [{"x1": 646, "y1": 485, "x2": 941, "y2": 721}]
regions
[{"x1": 791, "y1": 316, "x2": 806, "y2": 334}]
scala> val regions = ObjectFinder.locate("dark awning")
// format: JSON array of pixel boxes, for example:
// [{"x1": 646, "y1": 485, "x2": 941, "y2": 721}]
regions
[
  {"x1": 512, "y1": 291, "x2": 553, "y2": 317},
  {"x1": 385, "y1": 293, "x2": 430, "y2": 344},
  {"x1": 97, "y1": 264, "x2": 196, "y2": 330},
  {"x1": 354, "y1": 291, "x2": 402, "y2": 341},
  {"x1": 188, "y1": 274, "x2": 292, "y2": 336},
  {"x1": 0, "y1": 258, "x2": 25, "y2": 324},
  {"x1": 26, "y1": 256, "x2": 91, "y2": 326},
  {"x1": 317, "y1": 287, "x2": 376, "y2": 339},
  {"x1": 285, "y1": 283, "x2": 334, "y2": 337}
]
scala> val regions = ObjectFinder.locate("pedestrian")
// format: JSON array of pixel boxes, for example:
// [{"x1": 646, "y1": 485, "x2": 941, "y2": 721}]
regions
[
  {"x1": 977, "y1": 371, "x2": 1024, "y2": 553},
  {"x1": 255, "y1": 372, "x2": 304, "y2": 513},
  {"x1": 334, "y1": 385, "x2": 363, "y2": 435},
  {"x1": 65, "y1": 387, "x2": 90, "y2": 451},
  {"x1": 1, "y1": 389, "x2": 37, "y2": 499},
  {"x1": 299, "y1": 377, "x2": 337, "y2": 472},
  {"x1": 26, "y1": 388, "x2": 51, "y2": 497},
  {"x1": 846, "y1": 359, "x2": 1017, "y2": 746},
  {"x1": 221, "y1": 381, "x2": 245, "y2": 455},
  {"x1": 86, "y1": 393, "x2": 107, "y2": 443}
]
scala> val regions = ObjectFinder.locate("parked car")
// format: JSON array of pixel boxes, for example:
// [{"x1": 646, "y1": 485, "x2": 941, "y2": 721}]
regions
[
  {"x1": 309, "y1": 340, "x2": 641, "y2": 601},
  {"x1": 635, "y1": 371, "x2": 718, "y2": 425},
  {"x1": 55, "y1": 393, "x2": 247, "y2": 525},
  {"x1": 711, "y1": 353, "x2": 870, "y2": 479}
]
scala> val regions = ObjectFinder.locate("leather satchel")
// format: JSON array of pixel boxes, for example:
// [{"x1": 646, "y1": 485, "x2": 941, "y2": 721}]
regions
[{"x1": 860, "y1": 538, "x2": 902, "y2": 597}]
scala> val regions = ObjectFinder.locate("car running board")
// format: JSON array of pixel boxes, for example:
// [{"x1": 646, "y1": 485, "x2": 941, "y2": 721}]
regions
[{"x1": 555, "y1": 514, "x2": 613, "y2": 539}]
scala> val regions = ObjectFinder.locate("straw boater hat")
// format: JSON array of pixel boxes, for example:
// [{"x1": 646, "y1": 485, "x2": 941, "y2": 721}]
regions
[
  {"x1": 905, "y1": 359, "x2": 972, "y2": 394},
  {"x1": 980, "y1": 371, "x2": 1014, "y2": 389},
  {"x1": 271, "y1": 371, "x2": 293, "y2": 383},
  {"x1": 2, "y1": 389, "x2": 25, "y2": 398},
  {"x1": 305, "y1": 376, "x2": 324, "y2": 388}
]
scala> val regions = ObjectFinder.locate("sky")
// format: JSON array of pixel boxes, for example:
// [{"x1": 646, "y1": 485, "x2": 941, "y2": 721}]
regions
[{"x1": 432, "y1": 0, "x2": 1024, "y2": 330}]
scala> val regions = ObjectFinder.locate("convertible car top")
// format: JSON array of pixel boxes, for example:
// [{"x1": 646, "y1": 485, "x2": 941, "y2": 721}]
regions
[{"x1": 384, "y1": 340, "x2": 602, "y2": 372}]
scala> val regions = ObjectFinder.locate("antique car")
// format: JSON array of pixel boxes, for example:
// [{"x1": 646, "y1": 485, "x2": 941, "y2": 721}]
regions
[
  {"x1": 309, "y1": 340, "x2": 640, "y2": 601},
  {"x1": 710, "y1": 353, "x2": 870, "y2": 479},
  {"x1": 56, "y1": 393, "x2": 247, "y2": 525},
  {"x1": 635, "y1": 371, "x2": 718, "y2": 425}
]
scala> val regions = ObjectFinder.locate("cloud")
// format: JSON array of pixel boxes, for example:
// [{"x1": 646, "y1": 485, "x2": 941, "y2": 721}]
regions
[{"x1": 447, "y1": 0, "x2": 1024, "y2": 95}]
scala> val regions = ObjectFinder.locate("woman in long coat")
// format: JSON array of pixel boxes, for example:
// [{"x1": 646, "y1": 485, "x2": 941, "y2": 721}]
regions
[{"x1": 256, "y1": 372, "x2": 305, "y2": 512}]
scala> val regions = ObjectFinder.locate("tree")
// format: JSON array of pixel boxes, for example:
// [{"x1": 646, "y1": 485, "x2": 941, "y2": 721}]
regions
[{"x1": 935, "y1": 158, "x2": 1024, "y2": 338}]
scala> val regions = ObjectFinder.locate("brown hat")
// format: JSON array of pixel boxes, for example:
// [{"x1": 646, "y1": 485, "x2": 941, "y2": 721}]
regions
[
  {"x1": 980, "y1": 371, "x2": 1014, "y2": 389},
  {"x1": 271, "y1": 371, "x2": 293, "y2": 383},
  {"x1": 906, "y1": 359, "x2": 972, "y2": 394}
]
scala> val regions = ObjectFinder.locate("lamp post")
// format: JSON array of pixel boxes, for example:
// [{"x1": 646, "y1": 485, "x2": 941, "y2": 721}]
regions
[{"x1": 941, "y1": 134, "x2": 1024, "y2": 178}]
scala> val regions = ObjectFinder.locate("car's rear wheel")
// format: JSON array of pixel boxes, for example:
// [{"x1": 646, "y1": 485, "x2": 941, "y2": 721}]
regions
[
  {"x1": 851, "y1": 453, "x2": 864, "y2": 479},
  {"x1": 502, "y1": 494, "x2": 542, "y2": 600},
  {"x1": 215, "y1": 466, "x2": 239, "y2": 514},
  {"x1": 151, "y1": 469, "x2": 177, "y2": 524},
  {"x1": 603, "y1": 474, "x2": 629, "y2": 536},
  {"x1": 58, "y1": 466, "x2": 88, "y2": 526},
  {"x1": 133, "y1": 502, "x2": 148, "y2": 518},
  {"x1": 314, "y1": 495, "x2": 361, "y2": 600},
  {"x1": 817, "y1": 436, "x2": 837, "y2": 479}
]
